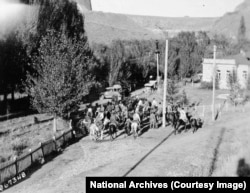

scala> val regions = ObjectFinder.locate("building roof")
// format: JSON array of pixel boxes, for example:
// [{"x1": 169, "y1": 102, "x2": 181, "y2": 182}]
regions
[
  {"x1": 223, "y1": 54, "x2": 250, "y2": 65},
  {"x1": 203, "y1": 53, "x2": 250, "y2": 66},
  {"x1": 203, "y1": 58, "x2": 236, "y2": 65}
]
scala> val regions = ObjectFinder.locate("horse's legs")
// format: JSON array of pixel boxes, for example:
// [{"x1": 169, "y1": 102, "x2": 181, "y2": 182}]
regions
[
  {"x1": 132, "y1": 124, "x2": 138, "y2": 139},
  {"x1": 136, "y1": 124, "x2": 139, "y2": 137},
  {"x1": 175, "y1": 122, "x2": 179, "y2": 135},
  {"x1": 132, "y1": 125, "x2": 135, "y2": 139},
  {"x1": 193, "y1": 126, "x2": 196, "y2": 133},
  {"x1": 185, "y1": 122, "x2": 188, "y2": 132},
  {"x1": 109, "y1": 126, "x2": 113, "y2": 141},
  {"x1": 100, "y1": 129, "x2": 104, "y2": 140},
  {"x1": 126, "y1": 123, "x2": 130, "y2": 136},
  {"x1": 114, "y1": 126, "x2": 117, "y2": 138}
]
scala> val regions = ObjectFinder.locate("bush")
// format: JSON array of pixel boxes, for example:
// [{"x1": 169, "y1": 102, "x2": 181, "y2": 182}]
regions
[
  {"x1": 200, "y1": 81, "x2": 213, "y2": 89},
  {"x1": 11, "y1": 138, "x2": 29, "y2": 156},
  {"x1": 200, "y1": 81, "x2": 219, "y2": 90}
]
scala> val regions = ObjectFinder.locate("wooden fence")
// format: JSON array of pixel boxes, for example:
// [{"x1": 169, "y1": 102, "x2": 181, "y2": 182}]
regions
[{"x1": 0, "y1": 128, "x2": 75, "y2": 187}]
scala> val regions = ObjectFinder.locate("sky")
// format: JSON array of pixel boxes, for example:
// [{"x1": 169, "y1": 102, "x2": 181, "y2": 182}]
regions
[
  {"x1": 91, "y1": 0, "x2": 244, "y2": 17},
  {"x1": 0, "y1": 0, "x2": 26, "y2": 24}
]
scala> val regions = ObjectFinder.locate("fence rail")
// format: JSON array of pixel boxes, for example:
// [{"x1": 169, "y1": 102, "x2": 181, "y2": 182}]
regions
[{"x1": 0, "y1": 126, "x2": 75, "y2": 188}]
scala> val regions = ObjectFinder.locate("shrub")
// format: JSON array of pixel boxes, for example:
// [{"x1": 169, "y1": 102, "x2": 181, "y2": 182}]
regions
[
  {"x1": 200, "y1": 81, "x2": 213, "y2": 89},
  {"x1": 200, "y1": 80, "x2": 219, "y2": 90},
  {"x1": 11, "y1": 138, "x2": 29, "y2": 156}
]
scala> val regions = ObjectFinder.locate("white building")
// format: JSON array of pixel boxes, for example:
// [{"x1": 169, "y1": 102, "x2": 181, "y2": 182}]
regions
[{"x1": 202, "y1": 52, "x2": 250, "y2": 89}]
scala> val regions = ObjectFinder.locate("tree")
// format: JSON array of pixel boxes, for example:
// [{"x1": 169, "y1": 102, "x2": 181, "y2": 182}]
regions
[
  {"x1": 107, "y1": 40, "x2": 127, "y2": 86},
  {"x1": 166, "y1": 79, "x2": 180, "y2": 102},
  {"x1": 238, "y1": 16, "x2": 246, "y2": 45},
  {"x1": 26, "y1": 30, "x2": 95, "y2": 132},
  {"x1": 227, "y1": 70, "x2": 245, "y2": 106},
  {"x1": 178, "y1": 90, "x2": 189, "y2": 106},
  {"x1": 0, "y1": 32, "x2": 28, "y2": 105}
]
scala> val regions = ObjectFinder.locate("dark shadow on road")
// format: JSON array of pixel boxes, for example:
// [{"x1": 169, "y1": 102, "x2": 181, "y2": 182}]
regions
[
  {"x1": 123, "y1": 130, "x2": 174, "y2": 176},
  {"x1": 208, "y1": 127, "x2": 226, "y2": 176}
]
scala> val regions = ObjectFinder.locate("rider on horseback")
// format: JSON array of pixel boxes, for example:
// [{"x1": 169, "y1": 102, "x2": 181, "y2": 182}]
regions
[
  {"x1": 89, "y1": 118, "x2": 100, "y2": 141},
  {"x1": 167, "y1": 102, "x2": 173, "y2": 113},
  {"x1": 178, "y1": 107, "x2": 188, "y2": 123},
  {"x1": 110, "y1": 110, "x2": 119, "y2": 127},
  {"x1": 133, "y1": 110, "x2": 141, "y2": 129},
  {"x1": 87, "y1": 105, "x2": 93, "y2": 118},
  {"x1": 152, "y1": 98, "x2": 158, "y2": 108}
]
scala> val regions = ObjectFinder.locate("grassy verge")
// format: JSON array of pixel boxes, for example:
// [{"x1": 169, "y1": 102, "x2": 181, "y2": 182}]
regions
[{"x1": 0, "y1": 114, "x2": 69, "y2": 164}]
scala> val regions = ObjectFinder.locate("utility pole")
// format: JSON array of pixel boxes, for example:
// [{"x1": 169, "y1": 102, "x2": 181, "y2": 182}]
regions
[
  {"x1": 212, "y1": 45, "x2": 217, "y2": 121},
  {"x1": 162, "y1": 40, "x2": 169, "y2": 127},
  {"x1": 155, "y1": 40, "x2": 160, "y2": 90}
]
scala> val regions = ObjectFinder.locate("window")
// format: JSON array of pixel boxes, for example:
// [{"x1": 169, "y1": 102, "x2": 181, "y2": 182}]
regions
[
  {"x1": 226, "y1": 70, "x2": 230, "y2": 81},
  {"x1": 216, "y1": 70, "x2": 221, "y2": 80},
  {"x1": 243, "y1": 71, "x2": 247, "y2": 80}
]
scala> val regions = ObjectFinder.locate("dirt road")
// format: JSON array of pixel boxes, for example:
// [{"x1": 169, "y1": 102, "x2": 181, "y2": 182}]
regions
[{"x1": 4, "y1": 107, "x2": 250, "y2": 193}]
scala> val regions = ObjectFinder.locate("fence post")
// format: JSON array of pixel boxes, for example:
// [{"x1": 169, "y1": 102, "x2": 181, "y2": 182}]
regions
[
  {"x1": 202, "y1": 105, "x2": 205, "y2": 118},
  {"x1": 62, "y1": 131, "x2": 66, "y2": 144},
  {"x1": 40, "y1": 142, "x2": 44, "y2": 159},
  {"x1": 14, "y1": 156, "x2": 18, "y2": 176},
  {"x1": 69, "y1": 119, "x2": 72, "y2": 130},
  {"x1": 53, "y1": 136, "x2": 57, "y2": 151},
  {"x1": 29, "y1": 149, "x2": 33, "y2": 164}
]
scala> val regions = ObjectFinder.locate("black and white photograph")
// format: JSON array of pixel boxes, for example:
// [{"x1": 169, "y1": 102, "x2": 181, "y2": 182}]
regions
[{"x1": 0, "y1": 0, "x2": 250, "y2": 192}]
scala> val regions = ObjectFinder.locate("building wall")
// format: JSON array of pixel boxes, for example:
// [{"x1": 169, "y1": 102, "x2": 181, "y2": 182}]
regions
[
  {"x1": 203, "y1": 58, "x2": 250, "y2": 89},
  {"x1": 202, "y1": 59, "x2": 236, "y2": 89},
  {"x1": 237, "y1": 64, "x2": 249, "y2": 89},
  {"x1": 202, "y1": 63, "x2": 213, "y2": 82},
  {"x1": 216, "y1": 64, "x2": 236, "y2": 89}
]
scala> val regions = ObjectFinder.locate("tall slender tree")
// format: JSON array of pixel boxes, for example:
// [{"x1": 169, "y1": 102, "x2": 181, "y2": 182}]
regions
[
  {"x1": 238, "y1": 16, "x2": 246, "y2": 45},
  {"x1": 26, "y1": 30, "x2": 95, "y2": 132}
]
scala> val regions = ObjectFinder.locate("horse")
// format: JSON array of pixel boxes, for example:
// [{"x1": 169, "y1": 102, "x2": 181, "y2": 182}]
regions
[
  {"x1": 143, "y1": 102, "x2": 150, "y2": 118},
  {"x1": 166, "y1": 111, "x2": 178, "y2": 128},
  {"x1": 80, "y1": 116, "x2": 91, "y2": 135},
  {"x1": 131, "y1": 121, "x2": 139, "y2": 139},
  {"x1": 173, "y1": 110, "x2": 190, "y2": 135},
  {"x1": 149, "y1": 112, "x2": 157, "y2": 129},
  {"x1": 190, "y1": 117, "x2": 204, "y2": 133},
  {"x1": 108, "y1": 122, "x2": 117, "y2": 140},
  {"x1": 89, "y1": 121, "x2": 101, "y2": 141},
  {"x1": 174, "y1": 118, "x2": 188, "y2": 135},
  {"x1": 116, "y1": 110, "x2": 131, "y2": 137},
  {"x1": 124, "y1": 118, "x2": 132, "y2": 136}
]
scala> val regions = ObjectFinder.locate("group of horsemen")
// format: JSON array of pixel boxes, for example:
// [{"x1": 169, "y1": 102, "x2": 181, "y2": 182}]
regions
[{"x1": 80, "y1": 96, "x2": 203, "y2": 141}]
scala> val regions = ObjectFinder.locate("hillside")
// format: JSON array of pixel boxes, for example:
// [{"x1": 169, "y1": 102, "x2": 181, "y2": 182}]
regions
[
  {"x1": 212, "y1": 0, "x2": 250, "y2": 39},
  {"x1": 81, "y1": 0, "x2": 250, "y2": 43},
  {"x1": 127, "y1": 15, "x2": 217, "y2": 37},
  {"x1": 83, "y1": 11, "x2": 162, "y2": 44}
]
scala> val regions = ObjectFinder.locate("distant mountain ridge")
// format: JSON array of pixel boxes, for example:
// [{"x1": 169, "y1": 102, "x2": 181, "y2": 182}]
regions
[
  {"x1": 83, "y1": 11, "x2": 161, "y2": 44},
  {"x1": 127, "y1": 15, "x2": 217, "y2": 37},
  {"x1": 48, "y1": 0, "x2": 250, "y2": 43},
  {"x1": 212, "y1": 0, "x2": 250, "y2": 40}
]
